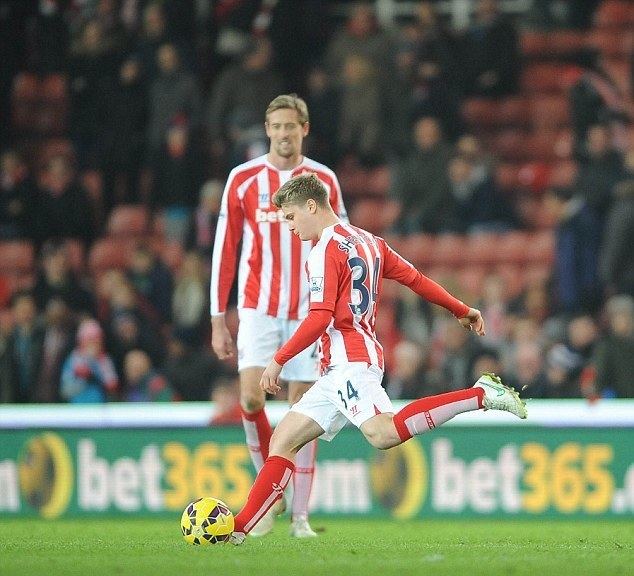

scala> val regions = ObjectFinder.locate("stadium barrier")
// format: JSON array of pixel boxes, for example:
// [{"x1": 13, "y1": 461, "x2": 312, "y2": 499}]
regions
[{"x1": 1, "y1": 401, "x2": 632, "y2": 519}]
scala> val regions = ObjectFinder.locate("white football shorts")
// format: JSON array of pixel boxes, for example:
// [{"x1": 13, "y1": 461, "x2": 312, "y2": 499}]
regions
[
  {"x1": 237, "y1": 308, "x2": 319, "y2": 382},
  {"x1": 290, "y1": 362, "x2": 394, "y2": 441}
]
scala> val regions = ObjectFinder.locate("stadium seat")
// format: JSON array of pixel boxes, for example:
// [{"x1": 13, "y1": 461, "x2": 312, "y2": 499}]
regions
[
  {"x1": 106, "y1": 204, "x2": 150, "y2": 237},
  {"x1": 40, "y1": 74, "x2": 67, "y2": 102},
  {"x1": 530, "y1": 95, "x2": 570, "y2": 130},
  {"x1": 525, "y1": 231, "x2": 555, "y2": 265},
  {"x1": 463, "y1": 233, "x2": 498, "y2": 265},
  {"x1": 548, "y1": 160, "x2": 578, "y2": 188},
  {"x1": 456, "y1": 266, "x2": 487, "y2": 299},
  {"x1": 496, "y1": 231, "x2": 530, "y2": 264},
  {"x1": 88, "y1": 238, "x2": 134, "y2": 274},
  {"x1": 427, "y1": 234, "x2": 466, "y2": 267},
  {"x1": 588, "y1": 29, "x2": 633, "y2": 57},
  {"x1": 63, "y1": 239, "x2": 86, "y2": 275},
  {"x1": 150, "y1": 238, "x2": 184, "y2": 272},
  {"x1": 594, "y1": 1, "x2": 634, "y2": 28},
  {"x1": 493, "y1": 263, "x2": 525, "y2": 298},
  {"x1": 0, "y1": 241, "x2": 35, "y2": 274},
  {"x1": 11, "y1": 73, "x2": 38, "y2": 102},
  {"x1": 524, "y1": 263, "x2": 552, "y2": 287},
  {"x1": 398, "y1": 233, "x2": 435, "y2": 268},
  {"x1": 349, "y1": 198, "x2": 399, "y2": 235},
  {"x1": 521, "y1": 64, "x2": 568, "y2": 94}
]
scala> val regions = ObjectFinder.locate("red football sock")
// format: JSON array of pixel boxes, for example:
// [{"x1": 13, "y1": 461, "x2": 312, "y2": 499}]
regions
[
  {"x1": 393, "y1": 388, "x2": 484, "y2": 443},
  {"x1": 234, "y1": 455, "x2": 294, "y2": 534},
  {"x1": 241, "y1": 407, "x2": 272, "y2": 471},
  {"x1": 292, "y1": 439, "x2": 317, "y2": 521}
]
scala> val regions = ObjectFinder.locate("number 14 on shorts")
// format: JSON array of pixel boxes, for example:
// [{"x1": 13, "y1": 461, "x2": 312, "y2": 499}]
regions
[{"x1": 338, "y1": 380, "x2": 360, "y2": 414}]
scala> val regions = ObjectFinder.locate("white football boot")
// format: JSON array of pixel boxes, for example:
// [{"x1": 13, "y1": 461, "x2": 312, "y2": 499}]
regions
[
  {"x1": 228, "y1": 531, "x2": 245, "y2": 546},
  {"x1": 289, "y1": 516, "x2": 317, "y2": 538},
  {"x1": 473, "y1": 372, "x2": 527, "y2": 419},
  {"x1": 248, "y1": 496, "x2": 286, "y2": 538}
]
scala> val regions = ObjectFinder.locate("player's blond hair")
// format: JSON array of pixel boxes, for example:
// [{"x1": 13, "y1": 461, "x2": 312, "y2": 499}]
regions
[
  {"x1": 265, "y1": 94, "x2": 309, "y2": 124},
  {"x1": 273, "y1": 173, "x2": 329, "y2": 208}
]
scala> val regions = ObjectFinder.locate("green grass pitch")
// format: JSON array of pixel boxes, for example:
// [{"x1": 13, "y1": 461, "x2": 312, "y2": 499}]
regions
[{"x1": 0, "y1": 518, "x2": 632, "y2": 576}]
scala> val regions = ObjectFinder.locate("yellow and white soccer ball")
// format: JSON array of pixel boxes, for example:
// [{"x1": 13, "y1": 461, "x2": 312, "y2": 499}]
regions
[{"x1": 180, "y1": 497, "x2": 235, "y2": 545}]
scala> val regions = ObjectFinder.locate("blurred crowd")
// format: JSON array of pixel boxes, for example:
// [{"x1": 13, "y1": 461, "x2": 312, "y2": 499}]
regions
[{"x1": 0, "y1": 0, "x2": 633, "y2": 409}]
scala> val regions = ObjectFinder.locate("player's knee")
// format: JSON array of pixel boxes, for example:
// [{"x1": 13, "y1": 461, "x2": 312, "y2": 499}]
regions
[
  {"x1": 363, "y1": 428, "x2": 393, "y2": 450},
  {"x1": 240, "y1": 389, "x2": 265, "y2": 413}
]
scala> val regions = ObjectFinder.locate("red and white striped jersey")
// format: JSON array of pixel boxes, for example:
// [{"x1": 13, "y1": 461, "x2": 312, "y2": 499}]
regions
[
  {"x1": 307, "y1": 222, "x2": 468, "y2": 372},
  {"x1": 210, "y1": 155, "x2": 347, "y2": 320}
]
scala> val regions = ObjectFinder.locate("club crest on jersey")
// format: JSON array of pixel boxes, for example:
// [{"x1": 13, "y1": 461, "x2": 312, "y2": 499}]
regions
[{"x1": 310, "y1": 277, "x2": 324, "y2": 293}]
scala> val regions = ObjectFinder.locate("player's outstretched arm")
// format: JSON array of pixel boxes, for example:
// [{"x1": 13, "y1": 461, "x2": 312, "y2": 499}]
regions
[
  {"x1": 211, "y1": 315, "x2": 235, "y2": 359},
  {"x1": 458, "y1": 307, "x2": 485, "y2": 336}
]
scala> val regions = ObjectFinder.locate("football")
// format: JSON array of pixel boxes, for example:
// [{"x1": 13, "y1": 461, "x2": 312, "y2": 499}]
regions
[{"x1": 180, "y1": 497, "x2": 235, "y2": 545}]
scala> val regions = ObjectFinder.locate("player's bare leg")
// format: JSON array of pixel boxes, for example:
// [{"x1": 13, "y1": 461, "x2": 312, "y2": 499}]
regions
[
  {"x1": 238, "y1": 367, "x2": 279, "y2": 537},
  {"x1": 361, "y1": 373, "x2": 526, "y2": 449},
  {"x1": 287, "y1": 381, "x2": 318, "y2": 538},
  {"x1": 230, "y1": 412, "x2": 323, "y2": 544}
]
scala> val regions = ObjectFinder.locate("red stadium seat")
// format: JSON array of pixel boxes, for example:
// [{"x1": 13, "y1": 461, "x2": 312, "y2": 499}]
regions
[
  {"x1": 40, "y1": 74, "x2": 67, "y2": 102},
  {"x1": 456, "y1": 266, "x2": 487, "y2": 299},
  {"x1": 349, "y1": 198, "x2": 399, "y2": 235},
  {"x1": 496, "y1": 231, "x2": 530, "y2": 265},
  {"x1": 548, "y1": 160, "x2": 578, "y2": 188},
  {"x1": 63, "y1": 239, "x2": 87, "y2": 275},
  {"x1": 463, "y1": 233, "x2": 498, "y2": 265},
  {"x1": 427, "y1": 234, "x2": 466, "y2": 267},
  {"x1": 521, "y1": 64, "x2": 567, "y2": 94},
  {"x1": 493, "y1": 263, "x2": 525, "y2": 299},
  {"x1": 12, "y1": 73, "x2": 39, "y2": 102},
  {"x1": 588, "y1": 30, "x2": 633, "y2": 57},
  {"x1": 107, "y1": 204, "x2": 150, "y2": 237},
  {"x1": 525, "y1": 231, "x2": 555, "y2": 265},
  {"x1": 88, "y1": 238, "x2": 134, "y2": 274},
  {"x1": 0, "y1": 241, "x2": 35, "y2": 274},
  {"x1": 594, "y1": 1, "x2": 634, "y2": 28},
  {"x1": 530, "y1": 95, "x2": 570, "y2": 130},
  {"x1": 398, "y1": 233, "x2": 435, "y2": 268}
]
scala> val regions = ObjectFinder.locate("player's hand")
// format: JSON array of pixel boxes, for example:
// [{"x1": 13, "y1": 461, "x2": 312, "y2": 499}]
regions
[
  {"x1": 259, "y1": 360, "x2": 283, "y2": 395},
  {"x1": 211, "y1": 316, "x2": 235, "y2": 359},
  {"x1": 458, "y1": 307, "x2": 485, "y2": 336}
]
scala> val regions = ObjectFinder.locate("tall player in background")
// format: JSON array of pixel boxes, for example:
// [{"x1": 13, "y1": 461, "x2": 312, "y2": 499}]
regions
[
  {"x1": 227, "y1": 174, "x2": 527, "y2": 544},
  {"x1": 210, "y1": 95, "x2": 347, "y2": 538}
]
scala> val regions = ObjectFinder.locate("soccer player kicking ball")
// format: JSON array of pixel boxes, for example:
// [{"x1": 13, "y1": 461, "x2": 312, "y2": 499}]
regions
[
  {"x1": 228, "y1": 173, "x2": 527, "y2": 544},
  {"x1": 211, "y1": 95, "x2": 347, "y2": 538}
]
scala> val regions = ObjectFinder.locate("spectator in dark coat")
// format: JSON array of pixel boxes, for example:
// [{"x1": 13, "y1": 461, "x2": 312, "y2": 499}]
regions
[
  {"x1": 599, "y1": 152, "x2": 634, "y2": 296},
  {"x1": 544, "y1": 186, "x2": 601, "y2": 315},
  {"x1": 32, "y1": 155, "x2": 94, "y2": 245},
  {"x1": 33, "y1": 241, "x2": 95, "y2": 317},
  {"x1": 592, "y1": 295, "x2": 634, "y2": 398},
  {"x1": 68, "y1": 19, "x2": 121, "y2": 168},
  {"x1": 390, "y1": 116, "x2": 453, "y2": 234},
  {"x1": 163, "y1": 330, "x2": 225, "y2": 401},
  {"x1": 0, "y1": 150, "x2": 35, "y2": 239},
  {"x1": 460, "y1": 0, "x2": 520, "y2": 97},
  {"x1": 123, "y1": 349, "x2": 174, "y2": 402},
  {"x1": 575, "y1": 123, "x2": 625, "y2": 222},
  {"x1": 5, "y1": 292, "x2": 45, "y2": 403},
  {"x1": 127, "y1": 245, "x2": 173, "y2": 325},
  {"x1": 102, "y1": 56, "x2": 148, "y2": 210},
  {"x1": 206, "y1": 37, "x2": 284, "y2": 170},
  {"x1": 147, "y1": 43, "x2": 202, "y2": 158},
  {"x1": 150, "y1": 117, "x2": 204, "y2": 243}
]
